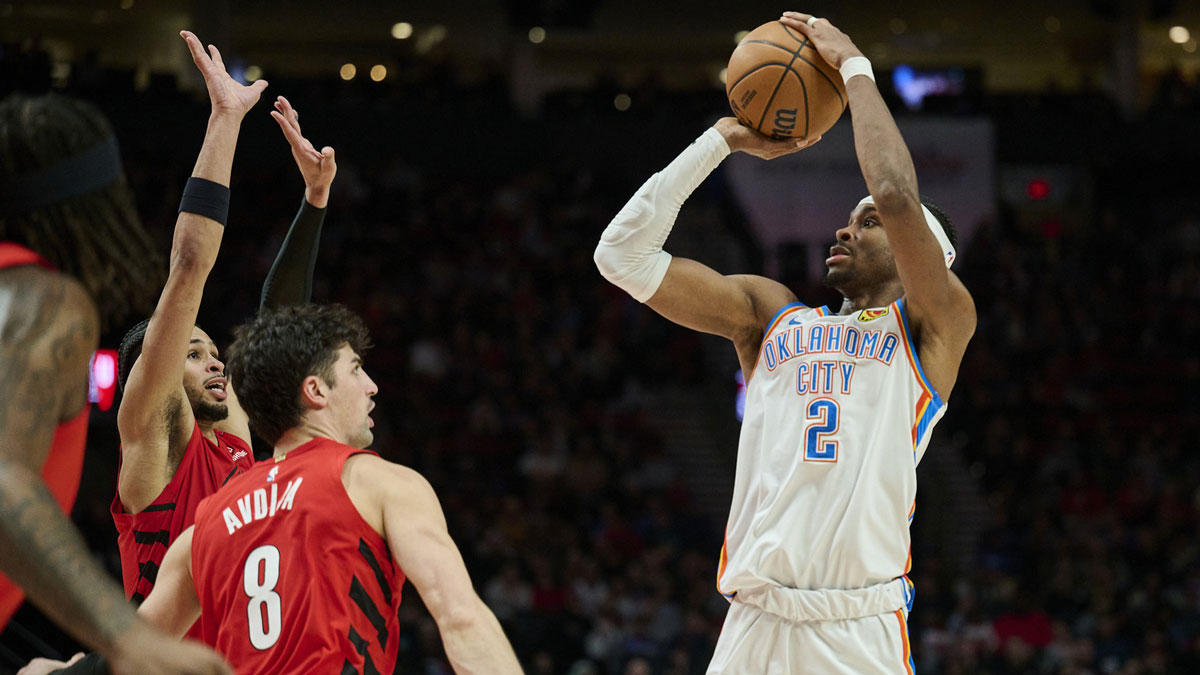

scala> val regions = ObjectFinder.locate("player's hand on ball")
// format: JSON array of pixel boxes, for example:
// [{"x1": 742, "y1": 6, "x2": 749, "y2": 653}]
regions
[
  {"x1": 778, "y1": 12, "x2": 864, "y2": 69},
  {"x1": 714, "y1": 117, "x2": 821, "y2": 160}
]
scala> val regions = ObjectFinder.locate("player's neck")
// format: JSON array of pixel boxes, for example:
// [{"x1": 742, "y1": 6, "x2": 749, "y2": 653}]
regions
[
  {"x1": 197, "y1": 419, "x2": 217, "y2": 444},
  {"x1": 273, "y1": 417, "x2": 343, "y2": 457},
  {"x1": 837, "y1": 279, "x2": 904, "y2": 315}
]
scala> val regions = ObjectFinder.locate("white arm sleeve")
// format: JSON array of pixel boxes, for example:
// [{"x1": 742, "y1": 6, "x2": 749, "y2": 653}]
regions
[{"x1": 593, "y1": 127, "x2": 731, "y2": 303}]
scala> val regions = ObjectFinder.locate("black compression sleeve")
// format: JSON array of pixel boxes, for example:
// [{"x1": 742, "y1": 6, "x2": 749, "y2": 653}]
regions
[
  {"x1": 52, "y1": 652, "x2": 109, "y2": 675},
  {"x1": 258, "y1": 197, "x2": 326, "y2": 312}
]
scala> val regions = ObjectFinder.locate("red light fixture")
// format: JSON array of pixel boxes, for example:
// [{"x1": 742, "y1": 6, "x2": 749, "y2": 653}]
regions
[{"x1": 89, "y1": 349, "x2": 118, "y2": 411}]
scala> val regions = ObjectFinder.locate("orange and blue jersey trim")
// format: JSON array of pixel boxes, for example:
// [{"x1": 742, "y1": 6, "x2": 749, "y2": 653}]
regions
[
  {"x1": 760, "y1": 301, "x2": 835, "y2": 343},
  {"x1": 894, "y1": 299, "x2": 945, "y2": 457},
  {"x1": 762, "y1": 301, "x2": 809, "y2": 338},
  {"x1": 894, "y1": 609, "x2": 916, "y2": 674},
  {"x1": 750, "y1": 302, "x2": 814, "y2": 383},
  {"x1": 895, "y1": 576, "x2": 917, "y2": 673},
  {"x1": 751, "y1": 302, "x2": 833, "y2": 380},
  {"x1": 716, "y1": 528, "x2": 736, "y2": 599},
  {"x1": 900, "y1": 574, "x2": 915, "y2": 614}
]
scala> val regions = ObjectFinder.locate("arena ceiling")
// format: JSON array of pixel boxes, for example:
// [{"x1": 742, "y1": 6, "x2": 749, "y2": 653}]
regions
[{"x1": 4, "y1": 0, "x2": 1199, "y2": 95}]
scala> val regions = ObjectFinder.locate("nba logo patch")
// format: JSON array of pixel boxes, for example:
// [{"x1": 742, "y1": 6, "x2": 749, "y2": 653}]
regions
[
  {"x1": 267, "y1": 466, "x2": 279, "y2": 483},
  {"x1": 858, "y1": 308, "x2": 890, "y2": 322}
]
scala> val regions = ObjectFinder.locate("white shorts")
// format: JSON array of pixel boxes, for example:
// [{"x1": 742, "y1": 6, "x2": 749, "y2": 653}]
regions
[{"x1": 706, "y1": 580, "x2": 916, "y2": 675}]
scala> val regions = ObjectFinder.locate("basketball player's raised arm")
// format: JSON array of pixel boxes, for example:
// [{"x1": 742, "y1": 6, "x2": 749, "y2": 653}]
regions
[
  {"x1": 782, "y1": 12, "x2": 975, "y2": 343},
  {"x1": 364, "y1": 461, "x2": 522, "y2": 674},
  {"x1": 258, "y1": 95, "x2": 336, "y2": 312},
  {"x1": 595, "y1": 119, "x2": 817, "y2": 370},
  {"x1": 117, "y1": 31, "x2": 267, "y2": 512},
  {"x1": 214, "y1": 99, "x2": 337, "y2": 444}
]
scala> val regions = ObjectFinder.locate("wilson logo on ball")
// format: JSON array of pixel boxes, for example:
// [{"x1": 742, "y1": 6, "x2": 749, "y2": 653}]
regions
[{"x1": 773, "y1": 108, "x2": 798, "y2": 137}]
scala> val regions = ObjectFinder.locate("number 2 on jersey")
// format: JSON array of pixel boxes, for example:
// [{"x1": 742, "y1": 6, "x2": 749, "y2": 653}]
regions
[
  {"x1": 803, "y1": 398, "x2": 840, "y2": 462},
  {"x1": 244, "y1": 545, "x2": 282, "y2": 650}
]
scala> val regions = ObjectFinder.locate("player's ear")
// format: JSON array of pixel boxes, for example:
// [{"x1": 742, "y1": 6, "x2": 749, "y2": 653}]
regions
[{"x1": 298, "y1": 374, "x2": 327, "y2": 409}]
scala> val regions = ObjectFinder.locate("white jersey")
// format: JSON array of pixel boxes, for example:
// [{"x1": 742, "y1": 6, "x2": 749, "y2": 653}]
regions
[{"x1": 717, "y1": 298, "x2": 945, "y2": 596}]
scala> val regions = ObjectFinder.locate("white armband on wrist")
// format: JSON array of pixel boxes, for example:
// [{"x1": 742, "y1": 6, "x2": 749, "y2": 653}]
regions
[
  {"x1": 593, "y1": 127, "x2": 731, "y2": 302},
  {"x1": 840, "y1": 56, "x2": 875, "y2": 84}
]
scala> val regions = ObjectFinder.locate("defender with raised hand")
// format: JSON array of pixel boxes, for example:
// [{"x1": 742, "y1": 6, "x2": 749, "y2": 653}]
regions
[
  {"x1": 111, "y1": 29, "x2": 265, "y2": 612},
  {"x1": 135, "y1": 305, "x2": 523, "y2": 675},
  {"x1": 111, "y1": 34, "x2": 337, "y2": 617},
  {"x1": 594, "y1": 12, "x2": 976, "y2": 674}
]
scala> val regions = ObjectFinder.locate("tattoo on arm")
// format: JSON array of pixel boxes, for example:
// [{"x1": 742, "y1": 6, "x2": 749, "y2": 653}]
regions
[
  {"x1": 0, "y1": 462, "x2": 138, "y2": 650},
  {"x1": 0, "y1": 273, "x2": 139, "y2": 651}
]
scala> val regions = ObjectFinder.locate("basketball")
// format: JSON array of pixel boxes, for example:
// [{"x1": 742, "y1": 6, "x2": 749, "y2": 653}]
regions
[{"x1": 725, "y1": 20, "x2": 847, "y2": 139}]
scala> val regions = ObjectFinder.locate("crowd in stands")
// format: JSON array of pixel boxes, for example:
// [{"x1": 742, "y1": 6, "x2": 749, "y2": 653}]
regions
[{"x1": 2, "y1": 38, "x2": 1198, "y2": 674}]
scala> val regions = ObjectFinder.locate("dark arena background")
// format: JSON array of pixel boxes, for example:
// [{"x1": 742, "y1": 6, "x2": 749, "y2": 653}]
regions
[{"x1": 3, "y1": 0, "x2": 1199, "y2": 672}]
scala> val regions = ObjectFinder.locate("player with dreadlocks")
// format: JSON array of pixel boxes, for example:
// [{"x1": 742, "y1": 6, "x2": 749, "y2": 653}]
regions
[{"x1": 0, "y1": 64, "x2": 231, "y2": 675}]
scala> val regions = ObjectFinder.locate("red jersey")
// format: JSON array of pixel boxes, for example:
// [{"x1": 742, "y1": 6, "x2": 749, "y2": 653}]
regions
[
  {"x1": 191, "y1": 438, "x2": 405, "y2": 675},
  {"x1": 0, "y1": 243, "x2": 90, "y2": 629},
  {"x1": 112, "y1": 421, "x2": 253, "y2": 606}
]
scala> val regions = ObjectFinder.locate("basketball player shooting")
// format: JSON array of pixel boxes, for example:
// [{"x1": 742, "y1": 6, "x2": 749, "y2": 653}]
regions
[{"x1": 595, "y1": 12, "x2": 976, "y2": 674}]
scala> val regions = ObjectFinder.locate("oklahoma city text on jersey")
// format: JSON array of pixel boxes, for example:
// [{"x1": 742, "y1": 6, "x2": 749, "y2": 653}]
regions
[{"x1": 718, "y1": 299, "x2": 946, "y2": 596}]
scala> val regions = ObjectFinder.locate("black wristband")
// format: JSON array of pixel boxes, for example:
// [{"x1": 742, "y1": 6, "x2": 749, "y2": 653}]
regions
[{"x1": 178, "y1": 176, "x2": 230, "y2": 226}]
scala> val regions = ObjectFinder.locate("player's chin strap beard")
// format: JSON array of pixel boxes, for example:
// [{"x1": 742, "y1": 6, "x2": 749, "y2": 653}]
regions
[{"x1": 857, "y1": 196, "x2": 956, "y2": 268}]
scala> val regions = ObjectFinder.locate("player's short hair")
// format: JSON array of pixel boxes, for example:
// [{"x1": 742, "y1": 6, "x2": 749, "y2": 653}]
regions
[
  {"x1": 117, "y1": 318, "x2": 215, "y2": 392},
  {"x1": 920, "y1": 195, "x2": 958, "y2": 251},
  {"x1": 117, "y1": 317, "x2": 151, "y2": 392},
  {"x1": 227, "y1": 304, "x2": 373, "y2": 444},
  {"x1": 0, "y1": 93, "x2": 161, "y2": 329}
]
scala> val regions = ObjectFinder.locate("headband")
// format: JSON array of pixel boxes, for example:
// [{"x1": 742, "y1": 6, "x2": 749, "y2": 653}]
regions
[
  {"x1": 857, "y1": 195, "x2": 955, "y2": 268},
  {"x1": 0, "y1": 135, "x2": 123, "y2": 216}
]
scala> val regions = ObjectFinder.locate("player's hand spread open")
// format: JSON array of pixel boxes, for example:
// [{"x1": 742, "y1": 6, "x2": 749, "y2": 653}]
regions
[
  {"x1": 270, "y1": 96, "x2": 337, "y2": 208},
  {"x1": 180, "y1": 30, "x2": 268, "y2": 119},
  {"x1": 714, "y1": 116, "x2": 821, "y2": 159},
  {"x1": 778, "y1": 12, "x2": 865, "y2": 69}
]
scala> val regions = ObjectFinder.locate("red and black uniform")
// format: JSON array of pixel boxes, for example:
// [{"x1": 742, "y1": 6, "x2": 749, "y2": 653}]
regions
[
  {"x1": 111, "y1": 422, "x2": 252, "y2": 615},
  {"x1": 0, "y1": 243, "x2": 90, "y2": 629},
  {"x1": 191, "y1": 438, "x2": 405, "y2": 675}
]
